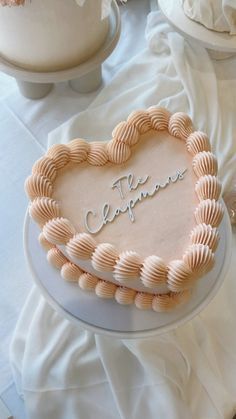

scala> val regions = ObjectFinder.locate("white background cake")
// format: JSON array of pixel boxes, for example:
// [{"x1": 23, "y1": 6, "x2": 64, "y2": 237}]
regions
[
  {"x1": 182, "y1": 0, "x2": 236, "y2": 34},
  {"x1": 0, "y1": 0, "x2": 109, "y2": 71}
]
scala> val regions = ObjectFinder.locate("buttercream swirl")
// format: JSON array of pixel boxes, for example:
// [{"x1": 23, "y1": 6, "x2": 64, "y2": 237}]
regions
[
  {"x1": 107, "y1": 140, "x2": 131, "y2": 164},
  {"x1": 183, "y1": 244, "x2": 214, "y2": 275},
  {"x1": 32, "y1": 156, "x2": 57, "y2": 182},
  {"x1": 167, "y1": 260, "x2": 196, "y2": 292},
  {"x1": 38, "y1": 232, "x2": 54, "y2": 251},
  {"x1": 87, "y1": 142, "x2": 108, "y2": 166},
  {"x1": 25, "y1": 174, "x2": 53, "y2": 201},
  {"x1": 134, "y1": 292, "x2": 153, "y2": 309},
  {"x1": 95, "y1": 280, "x2": 117, "y2": 298},
  {"x1": 168, "y1": 112, "x2": 194, "y2": 140},
  {"x1": 68, "y1": 138, "x2": 89, "y2": 163},
  {"x1": 46, "y1": 144, "x2": 70, "y2": 170},
  {"x1": 78, "y1": 273, "x2": 99, "y2": 290},
  {"x1": 186, "y1": 131, "x2": 211, "y2": 155},
  {"x1": 152, "y1": 290, "x2": 190, "y2": 312},
  {"x1": 193, "y1": 151, "x2": 218, "y2": 177},
  {"x1": 66, "y1": 233, "x2": 96, "y2": 259},
  {"x1": 195, "y1": 175, "x2": 221, "y2": 201},
  {"x1": 112, "y1": 121, "x2": 140, "y2": 146},
  {"x1": 190, "y1": 223, "x2": 219, "y2": 252},
  {"x1": 47, "y1": 247, "x2": 68, "y2": 269},
  {"x1": 115, "y1": 287, "x2": 136, "y2": 305},
  {"x1": 195, "y1": 199, "x2": 224, "y2": 227},
  {"x1": 91, "y1": 243, "x2": 118, "y2": 272},
  {"x1": 148, "y1": 106, "x2": 171, "y2": 130},
  {"x1": 29, "y1": 197, "x2": 60, "y2": 226},
  {"x1": 114, "y1": 251, "x2": 142, "y2": 282},
  {"x1": 127, "y1": 110, "x2": 152, "y2": 134},
  {"x1": 140, "y1": 255, "x2": 168, "y2": 288},
  {"x1": 43, "y1": 217, "x2": 76, "y2": 245},
  {"x1": 61, "y1": 262, "x2": 83, "y2": 282}
]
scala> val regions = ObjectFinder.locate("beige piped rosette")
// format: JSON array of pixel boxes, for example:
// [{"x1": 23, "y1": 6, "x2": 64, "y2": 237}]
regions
[{"x1": 25, "y1": 108, "x2": 224, "y2": 312}]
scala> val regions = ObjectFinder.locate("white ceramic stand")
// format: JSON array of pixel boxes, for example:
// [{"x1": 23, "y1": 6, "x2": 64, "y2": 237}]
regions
[
  {"x1": 158, "y1": 0, "x2": 236, "y2": 60},
  {"x1": 0, "y1": 0, "x2": 120, "y2": 99},
  {"x1": 23, "y1": 204, "x2": 232, "y2": 339}
]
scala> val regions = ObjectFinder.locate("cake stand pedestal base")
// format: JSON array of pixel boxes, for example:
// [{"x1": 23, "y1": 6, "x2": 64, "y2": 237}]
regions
[
  {"x1": 69, "y1": 65, "x2": 102, "y2": 94},
  {"x1": 16, "y1": 80, "x2": 54, "y2": 100}
]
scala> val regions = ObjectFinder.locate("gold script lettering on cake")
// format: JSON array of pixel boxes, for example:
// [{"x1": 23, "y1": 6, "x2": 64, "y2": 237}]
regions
[{"x1": 85, "y1": 169, "x2": 187, "y2": 234}]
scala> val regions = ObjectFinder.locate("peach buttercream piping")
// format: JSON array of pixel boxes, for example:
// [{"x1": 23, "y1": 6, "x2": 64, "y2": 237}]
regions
[
  {"x1": 43, "y1": 217, "x2": 76, "y2": 245},
  {"x1": 87, "y1": 142, "x2": 108, "y2": 166},
  {"x1": 78, "y1": 273, "x2": 99, "y2": 290},
  {"x1": 91, "y1": 243, "x2": 118, "y2": 272},
  {"x1": 195, "y1": 199, "x2": 224, "y2": 227},
  {"x1": 115, "y1": 287, "x2": 136, "y2": 305},
  {"x1": 29, "y1": 197, "x2": 60, "y2": 226},
  {"x1": 112, "y1": 121, "x2": 140, "y2": 146},
  {"x1": 95, "y1": 280, "x2": 117, "y2": 298},
  {"x1": 107, "y1": 140, "x2": 131, "y2": 164},
  {"x1": 46, "y1": 144, "x2": 70, "y2": 170},
  {"x1": 127, "y1": 110, "x2": 152, "y2": 134},
  {"x1": 32, "y1": 156, "x2": 57, "y2": 182},
  {"x1": 25, "y1": 174, "x2": 53, "y2": 200},
  {"x1": 61, "y1": 262, "x2": 83, "y2": 282},
  {"x1": 140, "y1": 255, "x2": 168, "y2": 288},
  {"x1": 183, "y1": 244, "x2": 214, "y2": 275},
  {"x1": 47, "y1": 247, "x2": 68, "y2": 269},
  {"x1": 135, "y1": 292, "x2": 153, "y2": 309},
  {"x1": 38, "y1": 232, "x2": 55, "y2": 251},
  {"x1": 152, "y1": 290, "x2": 190, "y2": 312},
  {"x1": 167, "y1": 260, "x2": 196, "y2": 292},
  {"x1": 186, "y1": 131, "x2": 211, "y2": 155},
  {"x1": 192, "y1": 151, "x2": 218, "y2": 177},
  {"x1": 66, "y1": 233, "x2": 96, "y2": 259},
  {"x1": 114, "y1": 251, "x2": 142, "y2": 282},
  {"x1": 148, "y1": 106, "x2": 171, "y2": 130},
  {"x1": 190, "y1": 223, "x2": 219, "y2": 252},
  {"x1": 195, "y1": 175, "x2": 221, "y2": 201},
  {"x1": 68, "y1": 138, "x2": 89, "y2": 163},
  {"x1": 168, "y1": 112, "x2": 194, "y2": 140}
]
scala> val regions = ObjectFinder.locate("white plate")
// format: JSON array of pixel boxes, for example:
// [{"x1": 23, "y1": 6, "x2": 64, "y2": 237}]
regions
[
  {"x1": 24, "y1": 206, "x2": 231, "y2": 339},
  {"x1": 0, "y1": 0, "x2": 120, "y2": 83},
  {"x1": 158, "y1": 0, "x2": 236, "y2": 55}
]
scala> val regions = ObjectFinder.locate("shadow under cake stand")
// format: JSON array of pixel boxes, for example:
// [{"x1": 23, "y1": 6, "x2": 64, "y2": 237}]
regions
[
  {"x1": 158, "y1": 0, "x2": 236, "y2": 60},
  {"x1": 0, "y1": 0, "x2": 120, "y2": 99},
  {"x1": 24, "y1": 203, "x2": 232, "y2": 339}
]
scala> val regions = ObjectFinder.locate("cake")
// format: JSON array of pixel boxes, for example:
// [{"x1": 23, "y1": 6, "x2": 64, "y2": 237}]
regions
[
  {"x1": 25, "y1": 108, "x2": 224, "y2": 312},
  {"x1": 182, "y1": 0, "x2": 236, "y2": 35},
  {"x1": 0, "y1": 0, "x2": 109, "y2": 71}
]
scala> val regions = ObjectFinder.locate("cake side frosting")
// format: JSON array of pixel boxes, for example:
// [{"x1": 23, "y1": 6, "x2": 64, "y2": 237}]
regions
[{"x1": 25, "y1": 108, "x2": 224, "y2": 305}]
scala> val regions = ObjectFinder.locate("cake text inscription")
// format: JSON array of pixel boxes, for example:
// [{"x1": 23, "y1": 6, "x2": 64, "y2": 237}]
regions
[{"x1": 85, "y1": 168, "x2": 187, "y2": 234}]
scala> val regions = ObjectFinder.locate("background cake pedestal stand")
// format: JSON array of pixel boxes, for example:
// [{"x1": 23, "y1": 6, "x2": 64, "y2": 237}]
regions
[
  {"x1": 0, "y1": 0, "x2": 120, "y2": 99},
  {"x1": 158, "y1": 0, "x2": 236, "y2": 60},
  {"x1": 23, "y1": 204, "x2": 232, "y2": 339}
]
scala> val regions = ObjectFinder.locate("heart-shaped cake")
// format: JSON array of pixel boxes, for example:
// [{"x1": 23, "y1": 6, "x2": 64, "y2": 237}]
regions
[{"x1": 25, "y1": 107, "x2": 224, "y2": 312}]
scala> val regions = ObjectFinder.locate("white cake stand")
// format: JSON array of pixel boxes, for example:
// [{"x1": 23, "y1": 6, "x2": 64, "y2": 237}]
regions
[
  {"x1": 24, "y1": 206, "x2": 231, "y2": 339},
  {"x1": 158, "y1": 0, "x2": 236, "y2": 60},
  {"x1": 0, "y1": 0, "x2": 120, "y2": 99}
]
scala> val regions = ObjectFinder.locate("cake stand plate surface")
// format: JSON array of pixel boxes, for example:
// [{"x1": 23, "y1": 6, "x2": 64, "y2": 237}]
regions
[
  {"x1": 0, "y1": 0, "x2": 120, "y2": 98},
  {"x1": 24, "y1": 207, "x2": 231, "y2": 339},
  {"x1": 158, "y1": 0, "x2": 236, "y2": 58}
]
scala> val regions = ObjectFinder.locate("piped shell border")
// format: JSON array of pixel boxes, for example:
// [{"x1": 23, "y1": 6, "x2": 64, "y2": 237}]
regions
[{"x1": 25, "y1": 107, "x2": 224, "y2": 298}]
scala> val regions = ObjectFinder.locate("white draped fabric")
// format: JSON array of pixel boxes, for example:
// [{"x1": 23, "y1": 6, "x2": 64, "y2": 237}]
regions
[{"x1": 9, "y1": 11, "x2": 236, "y2": 419}]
